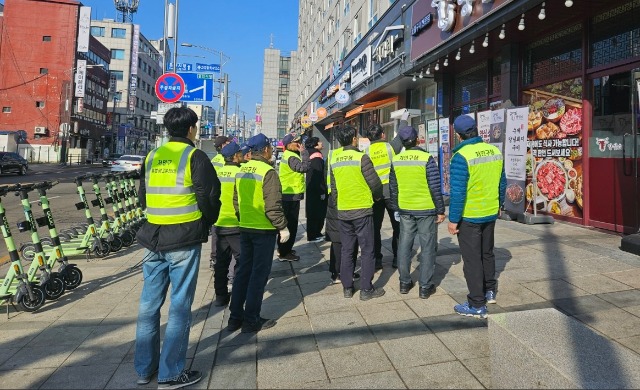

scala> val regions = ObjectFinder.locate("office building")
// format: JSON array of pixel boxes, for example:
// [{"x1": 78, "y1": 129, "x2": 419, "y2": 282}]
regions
[{"x1": 261, "y1": 48, "x2": 296, "y2": 140}]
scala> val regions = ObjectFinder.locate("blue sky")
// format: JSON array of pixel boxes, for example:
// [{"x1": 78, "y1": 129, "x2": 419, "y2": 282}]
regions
[{"x1": 82, "y1": 0, "x2": 299, "y2": 117}]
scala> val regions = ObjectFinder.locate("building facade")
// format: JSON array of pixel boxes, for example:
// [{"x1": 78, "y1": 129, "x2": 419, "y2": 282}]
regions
[
  {"x1": 293, "y1": 0, "x2": 640, "y2": 236},
  {"x1": 186, "y1": 104, "x2": 216, "y2": 140},
  {"x1": 90, "y1": 19, "x2": 162, "y2": 156},
  {"x1": 0, "y1": 0, "x2": 110, "y2": 162},
  {"x1": 261, "y1": 48, "x2": 296, "y2": 140}
]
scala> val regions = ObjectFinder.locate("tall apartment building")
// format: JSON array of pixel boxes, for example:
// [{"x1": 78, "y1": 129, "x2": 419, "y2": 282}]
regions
[
  {"x1": 90, "y1": 19, "x2": 162, "y2": 155},
  {"x1": 261, "y1": 48, "x2": 297, "y2": 140},
  {"x1": 0, "y1": 0, "x2": 111, "y2": 163},
  {"x1": 292, "y1": 0, "x2": 395, "y2": 113}
]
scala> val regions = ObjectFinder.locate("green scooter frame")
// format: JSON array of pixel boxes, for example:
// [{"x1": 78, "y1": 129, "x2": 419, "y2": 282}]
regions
[
  {"x1": 33, "y1": 181, "x2": 83, "y2": 289},
  {"x1": 102, "y1": 174, "x2": 135, "y2": 241},
  {"x1": 11, "y1": 184, "x2": 66, "y2": 300},
  {"x1": 88, "y1": 174, "x2": 124, "y2": 251},
  {"x1": 0, "y1": 186, "x2": 46, "y2": 313}
]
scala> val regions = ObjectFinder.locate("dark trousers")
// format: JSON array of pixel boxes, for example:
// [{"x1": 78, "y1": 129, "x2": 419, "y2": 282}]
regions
[
  {"x1": 277, "y1": 200, "x2": 299, "y2": 256},
  {"x1": 329, "y1": 240, "x2": 358, "y2": 276},
  {"x1": 209, "y1": 226, "x2": 217, "y2": 263},
  {"x1": 457, "y1": 220, "x2": 497, "y2": 308},
  {"x1": 306, "y1": 195, "x2": 327, "y2": 239},
  {"x1": 372, "y1": 198, "x2": 399, "y2": 265},
  {"x1": 229, "y1": 232, "x2": 276, "y2": 325},
  {"x1": 339, "y1": 216, "x2": 375, "y2": 290},
  {"x1": 214, "y1": 233, "x2": 240, "y2": 297}
]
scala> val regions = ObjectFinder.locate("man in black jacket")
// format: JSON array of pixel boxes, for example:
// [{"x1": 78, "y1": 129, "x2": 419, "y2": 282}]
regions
[
  {"x1": 304, "y1": 136, "x2": 327, "y2": 242},
  {"x1": 134, "y1": 107, "x2": 221, "y2": 389}
]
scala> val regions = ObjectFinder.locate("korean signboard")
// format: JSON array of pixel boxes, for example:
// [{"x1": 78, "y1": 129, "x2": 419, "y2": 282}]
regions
[{"x1": 350, "y1": 46, "x2": 371, "y2": 88}]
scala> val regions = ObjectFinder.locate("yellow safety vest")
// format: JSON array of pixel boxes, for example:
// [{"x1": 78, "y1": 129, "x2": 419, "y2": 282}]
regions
[
  {"x1": 326, "y1": 147, "x2": 343, "y2": 194},
  {"x1": 331, "y1": 149, "x2": 373, "y2": 211},
  {"x1": 214, "y1": 164, "x2": 241, "y2": 228},
  {"x1": 211, "y1": 153, "x2": 225, "y2": 173},
  {"x1": 455, "y1": 142, "x2": 503, "y2": 219},
  {"x1": 279, "y1": 150, "x2": 306, "y2": 195},
  {"x1": 236, "y1": 159, "x2": 278, "y2": 230},
  {"x1": 366, "y1": 142, "x2": 395, "y2": 185},
  {"x1": 144, "y1": 142, "x2": 201, "y2": 225},
  {"x1": 392, "y1": 150, "x2": 435, "y2": 212}
]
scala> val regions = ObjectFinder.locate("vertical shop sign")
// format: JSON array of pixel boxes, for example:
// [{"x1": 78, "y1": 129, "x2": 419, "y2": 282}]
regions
[
  {"x1": 504, "y1": 107, "x2": 529, "y2": 214},
  {"x1": 129, "y1": 24, "x2": 140, "y2": 111},
  {"x1": 427, "y1": 120, "x2": 439, "y2": 155},
  {"x1": 438, "y1": 118, "x2": 451, "y2": 195},
  {"x1": 77, "y1": 6, "x2": 91, "y2": 52}
]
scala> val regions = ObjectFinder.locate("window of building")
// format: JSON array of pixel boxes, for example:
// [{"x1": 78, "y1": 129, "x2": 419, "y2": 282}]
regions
[
  {"x1": 354, "y1": 12, "x2": 363, "y2": 44},
  {"x1": 524, "y1": 24, "x2": 582, "y2": 86},
  {"x1": 111, "y1": 49, "x2": 125, "y2": 60},
  {"x1": 111, "y1": 28, "x2": 127, "y2": 38},
  {"x1": 36, "y1": 101, "x2": 45, "y2": 108},
  {"x1": 90, "y1": 26, "x2": 105, "y2": 37},
  {"x1": 42, "y1": 36, "x2": 51, "y2": 42},
  {"x1": 40, "y1": 68, "x2": 48, "y2": 74},
  {"x1": 343, "y1": 0, "x2": 350, "y2": 15},
  {"x1": 111, "y1": 70, "x2": 124, "y2": 80},
  {"x1": 590, "y1": 1, "x2": 640, "y2": 69},
  {"x1": 2, "y1": 107, "x2": 11, "y2": 113},
  {"x1": 368, "y1": 0, "x2": 378, "y2": 28}
]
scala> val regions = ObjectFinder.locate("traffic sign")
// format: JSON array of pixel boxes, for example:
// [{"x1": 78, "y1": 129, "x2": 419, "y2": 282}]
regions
[
  {"x1": 177, "y1": 72, "x2": 215, "y2": 102},
  {"x1": 166, "y1": 62, "x2": 193, "y2": 72},
  {"x1": 195, "y1": 63, "x2": 220, "y2": 72},
  {"x1": 155, "y1": 73, "x2": 185, "y2": 103}
]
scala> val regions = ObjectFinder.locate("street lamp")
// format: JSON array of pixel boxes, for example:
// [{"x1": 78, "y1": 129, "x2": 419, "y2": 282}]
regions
[{"x1": 180, "y1": 42, "x2": 230, "y2": 132}]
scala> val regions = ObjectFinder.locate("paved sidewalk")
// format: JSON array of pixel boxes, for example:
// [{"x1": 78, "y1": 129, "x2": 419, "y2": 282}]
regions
[{"x1": 0, "y1": 213, "x2": 639, "y2": 389}]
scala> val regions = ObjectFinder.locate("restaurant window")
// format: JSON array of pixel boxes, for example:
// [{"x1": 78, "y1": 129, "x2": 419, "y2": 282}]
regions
[
  {"x1": 590, "y1": 0, "x2": 640, "y2": 68},
  {"x1": 453, "y1": 63, "x2": 487, "y2": 112},
  {"x1": 524, "y1": 24, "x2": 582, "y2": 86}
]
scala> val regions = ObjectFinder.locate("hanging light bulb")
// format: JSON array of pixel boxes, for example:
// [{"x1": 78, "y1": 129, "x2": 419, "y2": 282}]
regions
[
  {"x1": 426, "y1": 65, "x2": 431, "y2": 75},
  {"x1": 469, "y1": 40, "x2": 475, "y2": 54},
  {"x1": 499, "y1": 24, "x2": 506, "y2": 39},
  {"x1": 434, "y1": 61, "x2": 440, "y2": 71},
  {"x1": 412, "y1": 74, "x2": 417, "y2": 82},
  {"x1": 538, "y1": 2, "x2": 546, "y2": 20},
  {"x1": 419, "y1": 70, "x2": 424, "y2": 78},
  {"x1": 565, "y1": 0, "x2": 573, "y2": 7},
  {"x1": 455, "y1": 48, "x2": 461, "y2": 61},
  {"x1": 518, "y1": 14, "x2": 525, "y2": 31},
  {"x1": 482, "y1": 33, "x2": 489, "y2": 48},
  {"x1": 444, "y1": 55, "x2": 449, "y2": 66}
]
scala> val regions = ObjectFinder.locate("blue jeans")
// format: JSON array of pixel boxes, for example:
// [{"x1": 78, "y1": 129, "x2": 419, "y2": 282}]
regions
[
  {"x1": 397, "y1": 215, "x2": 437, "y2": 288},
  {"x1": 134, "y1": 244, "x2": 201, "y2": 382},
  {"x1": 229, "y1": 232, "x2": 276, "y2": 325}
]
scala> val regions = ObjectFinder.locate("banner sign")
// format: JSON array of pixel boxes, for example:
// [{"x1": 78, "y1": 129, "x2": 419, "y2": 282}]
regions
[
  {"x1": 74, "y1": 60, "x2": 87, "y2": 98},
  {"x1": 503, "y1": 107, "x2": 529, "y2": 214},
  {"x1": 350, "y1": 46, "x2": 371, "y2": 88},
  {"x1": 76, "y1": 6, "x2": 91, "y2": 53},
  {"x1": 438, "y1": 118, "x2": 451, "y2": 196},
  {"x1": 427, "y1": 119, "x2": 439, "y2": 155},
  {"x1": 129, "y1": 24, "x2": 140, "y2": 111}
]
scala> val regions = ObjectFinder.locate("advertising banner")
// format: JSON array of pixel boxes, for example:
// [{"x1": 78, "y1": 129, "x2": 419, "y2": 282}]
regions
[
  {"x1": 503, "y1": 107, "x2": 529, "y2": 214},
  {"x1": 438, "y1": 118, "x2": 451, "y2": 196},
  {"x1": 477, "y1": 109, "x2": 506, "y2": 152},
  {"x1": 76, "y1": 6, "x2": 91, "y2": 53},
  {"x1": 74, "y1": 60, "x2": 87, "y2": 98},
  {"x1": 523, "y1": 78, "x2": 584, "y2": 219},
  {"x1": 350, "y1": 46, "x2": 371, "y2": 88},
  {"x1": 129, "y1": 24, "x2": 140, "y2": 111},
  {"x1": 427, "y1": 120, "x2": 439, "y2": 155}
]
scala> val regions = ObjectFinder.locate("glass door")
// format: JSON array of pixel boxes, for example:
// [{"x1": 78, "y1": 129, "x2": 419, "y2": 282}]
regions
[{"x1": 589, "y1": 70, "x2": 639, "y2": 233}]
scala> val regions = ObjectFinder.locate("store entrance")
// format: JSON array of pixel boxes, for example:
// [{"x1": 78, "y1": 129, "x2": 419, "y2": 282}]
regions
[{"x1": 589, "y1": 69, "x2": 640, "y2": 233}]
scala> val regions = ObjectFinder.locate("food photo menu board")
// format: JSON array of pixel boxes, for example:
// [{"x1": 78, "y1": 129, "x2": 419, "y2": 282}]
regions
[{"x1": 523, "y1": 78, "x2": 584, "y2": 219}]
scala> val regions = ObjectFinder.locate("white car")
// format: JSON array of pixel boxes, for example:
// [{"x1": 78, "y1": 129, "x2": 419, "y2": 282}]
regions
[{"x1": 110, "y1": 155, "x2": 144, "y2": 176}]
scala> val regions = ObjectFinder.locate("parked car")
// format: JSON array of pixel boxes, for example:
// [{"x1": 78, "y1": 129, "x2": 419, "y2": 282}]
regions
[
  {"x1": 0, "y1": 152, "x2": 28, "y2": 175},
  {"x1": 102, "y1": 153, "x2": 123, "y2": 167},
  {"x1": 110, "y1": 155, "x2": 144, "y2": 176}
]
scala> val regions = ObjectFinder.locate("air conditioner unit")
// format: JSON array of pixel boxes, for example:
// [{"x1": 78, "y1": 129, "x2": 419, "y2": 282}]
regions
[{"x1": 34, "y1": 126, "x2": 47, "y2": 135}]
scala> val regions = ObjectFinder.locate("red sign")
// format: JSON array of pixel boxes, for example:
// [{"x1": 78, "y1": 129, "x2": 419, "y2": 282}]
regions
[{"x1": 155, "y1": 73, "x2": 185, "y2": 103}]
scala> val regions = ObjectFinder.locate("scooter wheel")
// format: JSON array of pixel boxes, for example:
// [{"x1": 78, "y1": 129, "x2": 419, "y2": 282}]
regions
[
  {"x1": 17, "y1": 284, "x2": 46, "y2": 312},
  {"x1": 58, "y1": 233, "x2": 73, "y2": 242},
  {"x1": 43, "y1": 272, "x2": 65, "y2": 300},
  {"x1": 63, "y1": 267, "x2": 83, "y2": 290},
  {"x1": 109, "y1": 235, "x2": 123, "y2": 252},
  {"x1": 20, "y1": 244, "x2": 36, "y2": 261},
  {"x1": 93, "y1": 239, "x2": 111, "y2": 258},
  {"x1": 119, "y1": 231, "x2": 134, "y2": 247},
  {"x1": 40, "y1": 237, "x2": 54, "y2": 246}
]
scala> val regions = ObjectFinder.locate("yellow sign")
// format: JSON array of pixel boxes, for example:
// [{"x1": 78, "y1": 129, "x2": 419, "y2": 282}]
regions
[{"x1": 301, "y1": 116, "x2": 312, "y2": 128}]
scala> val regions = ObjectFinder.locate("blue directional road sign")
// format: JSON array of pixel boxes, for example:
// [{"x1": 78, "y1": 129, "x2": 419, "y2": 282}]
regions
[
  {"x1": 177, "y1": 72, "x2": 215, "y2": 102},
  {"x1": 166, "y1": 62, "x2": 193, "y2": 72},
  {"x1": 195, "y1": 63, "x2": 220, "y2": 73}
]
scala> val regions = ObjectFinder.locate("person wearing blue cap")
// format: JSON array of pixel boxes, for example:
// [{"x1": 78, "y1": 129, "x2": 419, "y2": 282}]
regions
[
  {"x1": 277, "y1": 133, "x2": 311, "y2": 261},
  {"x1": 448, "y1": 115, "x2": 506, "y2": 319},
  {"x1": 228, "y1": 133, "x2": 288, "y2": 333},
  {"x1": 240, "y1": 143, "x2": 252, "y2": 163},
  {"x1": 212, "y1": 142, "x2": 243, "y2": 307},
  {"x1": 390, "y1": 125, "x2": 445, "y2": 299}
]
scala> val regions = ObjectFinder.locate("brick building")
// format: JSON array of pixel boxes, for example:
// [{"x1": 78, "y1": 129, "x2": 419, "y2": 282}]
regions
[{"x1": 0, "y1": 0, "x2": 110, "y2": 163}]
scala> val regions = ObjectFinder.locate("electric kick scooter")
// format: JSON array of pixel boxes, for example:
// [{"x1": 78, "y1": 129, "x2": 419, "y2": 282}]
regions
[{"x1": 102, "y1": 174, "x2": 136, "y2": 243}]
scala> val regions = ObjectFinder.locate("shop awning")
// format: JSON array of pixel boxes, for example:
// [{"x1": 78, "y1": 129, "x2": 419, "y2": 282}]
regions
[{"x1": 344, "y1": 97, "x2": 398, "y2": 118}]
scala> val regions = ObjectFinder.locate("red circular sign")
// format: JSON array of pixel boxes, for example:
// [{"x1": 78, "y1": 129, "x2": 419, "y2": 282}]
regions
[{"x1": 155, "y1": 73, "x2": 185, "y2": 103}]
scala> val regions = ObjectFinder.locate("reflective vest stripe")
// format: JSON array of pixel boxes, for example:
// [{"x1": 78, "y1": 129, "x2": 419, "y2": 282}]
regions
[
  {"x1": 238, "y1": 173, "x2": 264, "y2": 181},
  {"x1": 147, "y1": 204, "x2": 199, "y2": 215},
  {"x1": 467, "y1": 154, "x2": 503, "y2": 166},
  {"x1": 332, "y1": 160, "x2": 360, "y2": 168},
  {"x1": 145, "y1": 186, "x2": 193, "y2": 195},
  {"x1": 145, "y1": 146, "x2": 195, "y2": 195},
  {"x1": 332, "y1": 150, "x2": 373, "y2": 210},
  {"x1": 392, "y1": 160, "x2": 425, "y2": 167},
  {"x1": 237, "y1": 160, "x2": 277, "y2": 230},
  {"x1": 392, "y1": 150, "x2": 434, "y2": 212},
  {"x1": 218, "y1": 177, "x2": 236, "y2": 183}
]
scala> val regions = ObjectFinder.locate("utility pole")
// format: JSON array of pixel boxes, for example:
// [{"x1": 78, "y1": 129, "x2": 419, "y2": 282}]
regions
[{"x1": 222, "y1": 73, "x2": 229, "y2": 136}]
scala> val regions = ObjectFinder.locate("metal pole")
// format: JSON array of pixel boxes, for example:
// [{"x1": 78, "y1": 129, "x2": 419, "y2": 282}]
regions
[
  {"x1": 173, "y1": 0, "x2": 179, "y2": 74},
  {"x1": 218, "y1": 51, "x2": 223, "y2": 130},
  {"x1": 112, "y1": 95, "x2": 118, "y2": 155},
  {"x1": 163, "y1": 0, "x2": 168, "y2": 74},
  {"x1": 222, "y1": 73, "x2": 229, "y2": 136}
]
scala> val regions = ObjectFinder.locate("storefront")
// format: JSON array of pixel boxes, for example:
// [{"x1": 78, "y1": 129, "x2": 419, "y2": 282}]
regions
[{"x1": 406, "y1": 0, "x2": 639, "y2": 234}]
